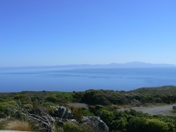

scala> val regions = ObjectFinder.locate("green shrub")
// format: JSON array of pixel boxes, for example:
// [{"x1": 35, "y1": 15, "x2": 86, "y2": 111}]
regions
[
  {"x1": 45, "y1": 96, "x2": 58, "y2": 103},
  {"x1": 81, "y1": 108, "x2": 94, "y2": 116},
  {"x1": 72, "y1": 108, "x2": 83, "y2": 122},
  {"x1": 80, "y1": 124, "x2": 94, "y2": 132},
  {"x1": 63, "y1": 122, "x2": 82, "y2": 132},
  {"x1": 127, "y1": 117, "x2": 147, "y2": 132},
  {"x1": 111, "y1": 118, "x2": 127, "y2": 131},
  {"x1": 145, "y1": 119, "x2": 169, "y2": 132}
]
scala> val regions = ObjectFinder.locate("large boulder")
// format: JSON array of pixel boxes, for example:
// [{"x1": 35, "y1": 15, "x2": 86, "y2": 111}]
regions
[
  {"x1": 53, "y1": 106, "x2": 72, "y2": 119},
  {"x1": 81, "y1": 116, "x2": 109, "y2": 132},
  {"x1": 64, "y1": 109, "x2": 72, "y2": 119},
  {"x1": 58, "y1": 106, "x2": 66, "y2": 118}
]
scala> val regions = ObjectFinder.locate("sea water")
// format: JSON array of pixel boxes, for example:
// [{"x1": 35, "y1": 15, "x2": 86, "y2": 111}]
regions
[{"x1": 0, "y1": 67, "x2": 176, "y2": 92}]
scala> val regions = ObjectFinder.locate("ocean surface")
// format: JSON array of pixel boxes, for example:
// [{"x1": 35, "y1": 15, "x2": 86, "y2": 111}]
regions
[{"x1": 0, "y1": 67, "x2": 176, "y2": 92}]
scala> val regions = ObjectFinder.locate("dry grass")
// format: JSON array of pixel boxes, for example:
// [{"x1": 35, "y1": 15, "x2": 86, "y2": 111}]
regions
[{"x1": 5, "y1": 120, "x2": 33, "y2": 131}]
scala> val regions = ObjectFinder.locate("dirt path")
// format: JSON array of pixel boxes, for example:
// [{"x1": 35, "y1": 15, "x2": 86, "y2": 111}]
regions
[
  {"x1": 119, "y1": 104, "x2": 176, "y2": 116},
  {"x1": 67, "y1": 103, "x2": 88, "y2": 108}
]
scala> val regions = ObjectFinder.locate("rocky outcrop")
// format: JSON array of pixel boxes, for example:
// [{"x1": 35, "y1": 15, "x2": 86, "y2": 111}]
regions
[
  {"x1": 52, "y1": 106, "x2": 109, "y2": 132},
  {"x1": 53, "y1": 106, "x2": 72, "y2": 119},
  {"x1": 21, "y1": 105, "x2": 109, "y2": 132},
  {"x1": 81, "y1": 116, "x2": 109, "y2": 132}
]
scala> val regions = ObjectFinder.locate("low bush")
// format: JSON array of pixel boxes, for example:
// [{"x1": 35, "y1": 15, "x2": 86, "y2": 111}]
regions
[{"x1": 63, "y1": 122, "x2": 82, "y2": 132}]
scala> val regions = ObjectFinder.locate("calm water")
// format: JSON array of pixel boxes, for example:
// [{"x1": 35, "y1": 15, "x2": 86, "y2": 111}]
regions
[{"x1": 0, "y1": 67, "x2": 176, "y2": 92}]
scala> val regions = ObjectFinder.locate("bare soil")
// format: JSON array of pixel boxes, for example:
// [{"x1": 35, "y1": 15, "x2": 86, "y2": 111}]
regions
[
  {"x1": 119, "y1": 104, "x2": 176, "y2": 116},
  {"x1": 67, "y1": 103, "x2": 88, "y2": 108}
]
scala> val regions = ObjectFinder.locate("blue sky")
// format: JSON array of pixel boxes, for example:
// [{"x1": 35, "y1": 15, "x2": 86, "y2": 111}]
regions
[{"x1": 0, "y1": 0, "x2": 176, "y2": 67}]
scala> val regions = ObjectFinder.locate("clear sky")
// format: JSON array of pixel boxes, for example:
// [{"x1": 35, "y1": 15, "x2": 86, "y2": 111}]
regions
[{"x1": 0, "y1": 0, "x2": 176, "y2": 67}]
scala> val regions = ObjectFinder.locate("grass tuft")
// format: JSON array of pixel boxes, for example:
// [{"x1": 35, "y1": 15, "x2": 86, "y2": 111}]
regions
[{"x1": 6, "y1": 120, "x2": 33, "y2": 131}]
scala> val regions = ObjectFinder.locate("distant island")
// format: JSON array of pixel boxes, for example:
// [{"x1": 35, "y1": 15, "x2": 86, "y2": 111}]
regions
[
  {"x1": 40, "y1": 61, "x2": 176, "y2": 68},
  {"x1": 1, "y1": 61, "x2": 175, "y2": 69}
]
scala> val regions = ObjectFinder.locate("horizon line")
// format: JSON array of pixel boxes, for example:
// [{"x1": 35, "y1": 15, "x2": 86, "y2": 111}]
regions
[{"x1": 0, "y1": 61, "x2": 175, "y2": 68}]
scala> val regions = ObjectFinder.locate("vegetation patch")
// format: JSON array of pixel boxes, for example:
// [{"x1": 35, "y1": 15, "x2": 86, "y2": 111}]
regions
[{"x1": 0, "y1": 86, "x2": 176, "y2": 131}]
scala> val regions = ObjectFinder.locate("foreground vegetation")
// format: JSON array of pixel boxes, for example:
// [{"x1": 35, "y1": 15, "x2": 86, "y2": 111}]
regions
[{"x1": 1, "y1": 86, "x2": 176, "y2": 131}]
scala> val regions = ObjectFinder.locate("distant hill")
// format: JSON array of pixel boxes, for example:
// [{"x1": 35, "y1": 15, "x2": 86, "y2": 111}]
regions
[
  {"x1": 1, "y1": 62, "x2": 175, "y2": 69},
  {"x1": 53, "y1": 62, "x2": 175, "y2": 68},
  {"x1": 130, "y1": 85, "x2": 176, "y2": 95},
  {"x1": 121, "y1": 61, "x2": 175, "y2": 67}
]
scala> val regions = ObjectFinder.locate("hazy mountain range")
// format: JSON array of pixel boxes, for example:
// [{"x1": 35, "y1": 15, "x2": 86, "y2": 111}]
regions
[
  {"x1": 1, "y1": 62, "x2": 175, "y2": 69},
  {"x1": 53, "y1": 62, "x2": 175, "y2": 68}
]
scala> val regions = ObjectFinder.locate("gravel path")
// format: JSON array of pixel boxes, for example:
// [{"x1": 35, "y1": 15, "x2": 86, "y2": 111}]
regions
[
  {"x1": 119, "y1": 104, "x2": 176, "y2": 116},
  {"x1": 67, "y1": 103, "x2": 88, "y2": 108}
]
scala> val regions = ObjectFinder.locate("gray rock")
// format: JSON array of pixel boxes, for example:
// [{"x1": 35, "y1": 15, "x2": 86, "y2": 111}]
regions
[
  {"x1": 81, "y1": 116, "x2": 109, "y2": 132},
  {"x1": 53, "y1": 106, "x2": 72, "y2": 119},
  {"x1": 63, "y1": 109, "x2": 72, "y2": 119},
  {"x1": 67, "y1": 119, "x2": 79, "y2": 125},
  {"x1": 58, "y1": 106, "x2": 66, "y2": 118}
]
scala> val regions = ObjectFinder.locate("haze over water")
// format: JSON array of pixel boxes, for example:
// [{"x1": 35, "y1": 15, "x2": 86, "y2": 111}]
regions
[{"x1": 0, "y1": 67, "x2": 176, "y2": 92}]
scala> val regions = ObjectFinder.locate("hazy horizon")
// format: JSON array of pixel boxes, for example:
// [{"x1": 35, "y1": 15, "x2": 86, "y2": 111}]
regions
[
  {"x1": 1, "y1": 1, "x2": 176, "y2": 67},
  {"x1": 0, "y1": 61, "x2": 176, "y2": 68}
]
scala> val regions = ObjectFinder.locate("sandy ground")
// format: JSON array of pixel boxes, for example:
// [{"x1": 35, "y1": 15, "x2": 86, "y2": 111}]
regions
[
  {"x1": 67, "y1": 103, "x2": 88, "y2": 108},
  {"x1": 68, "y1": 103, "x2": 176, "y2": 116},
  {"x1": 119, "y1": 104, "x2": 176, "y2": 116}
]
